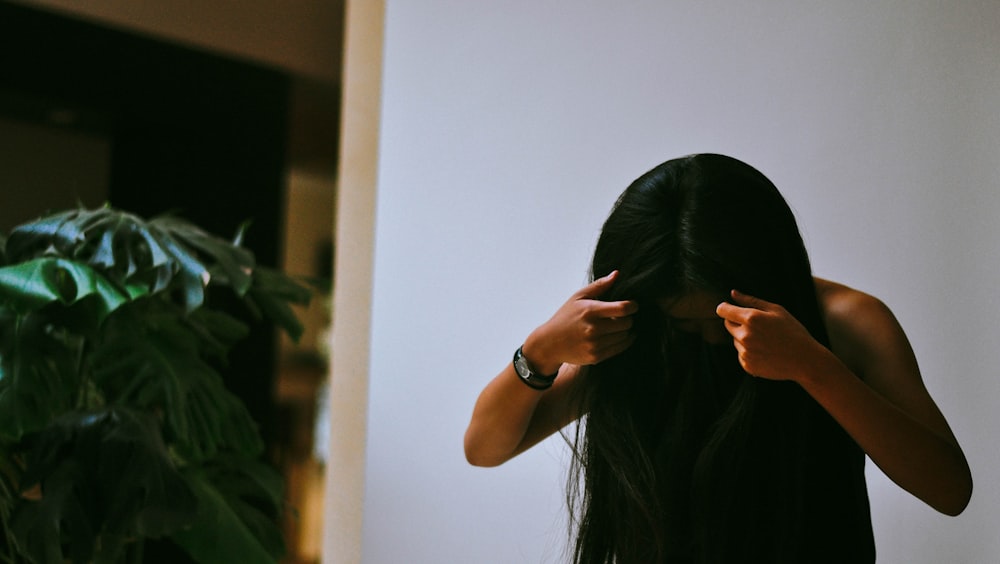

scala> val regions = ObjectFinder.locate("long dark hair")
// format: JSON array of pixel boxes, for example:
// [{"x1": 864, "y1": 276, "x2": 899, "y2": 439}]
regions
[{"x1": 567, "y1": 154, "x2": 873, "y2": 563}]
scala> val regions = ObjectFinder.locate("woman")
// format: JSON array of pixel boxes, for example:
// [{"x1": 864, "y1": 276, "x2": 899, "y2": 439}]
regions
[{"x1": 464, "y1": 154, "x2": 972, "y2": 563}]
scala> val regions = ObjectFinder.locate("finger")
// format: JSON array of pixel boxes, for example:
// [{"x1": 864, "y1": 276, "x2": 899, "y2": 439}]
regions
[
  {"x1": 715, "y1": 301, "x2": 750, "y2": 323},
  {"x1": 579, "y1": 322, "x2": 633, "y2": 357},
  {"x1": 729, "y1": 289, "x2": 776, "y2": 311},
  {"x1": 594, "y1": 333, "x2": 637, "y2": 361},
  {"x1": 594, "y1": 315, "x2": 634, "y2": 334},
  {"x1": 589, "y1": 299, "x2": 639, "y2": 319},
  {"x1": 576, "y1": 270, "x2": 619, "y2": 299},
  {"x1": 594, "y1": 328, "x2": 634, "y2": 348},
  {"x1": 722, "y1": 318, "x2": 743, "y2": 338}
]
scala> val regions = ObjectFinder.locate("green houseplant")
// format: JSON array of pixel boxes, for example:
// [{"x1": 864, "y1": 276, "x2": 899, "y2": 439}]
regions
[{"x1": 0, "y1": 206, "x2": 311, "y2": 563}]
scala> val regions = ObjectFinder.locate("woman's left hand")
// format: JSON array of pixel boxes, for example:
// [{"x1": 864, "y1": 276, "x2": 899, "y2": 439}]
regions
[
  {"x1": 719, "y1": 286, "x2": 973, "y2": 515},
  {"x1": 715, "y1": 289, "x2": 834, "y2": 381}
]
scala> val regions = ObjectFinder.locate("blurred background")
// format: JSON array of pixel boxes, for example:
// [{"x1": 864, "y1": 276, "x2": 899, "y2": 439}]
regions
[{"x1": 0, "y1": 2, "x2": 343, "y2": 562}]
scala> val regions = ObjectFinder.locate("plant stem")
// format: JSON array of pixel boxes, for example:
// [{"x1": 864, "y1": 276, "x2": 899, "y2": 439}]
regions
[
  {"x1": 75, "y1": 338, "x2": 91, "y2": 410},
  {"x1": 0, "y1": 480, "x2": 19, "y2": 563},
  {"x1": 0, "y1": 524, "x2": 18, "y2": 564},
  {"x1": 130, "y1": 539, "x2": 144, "y2": 564}
]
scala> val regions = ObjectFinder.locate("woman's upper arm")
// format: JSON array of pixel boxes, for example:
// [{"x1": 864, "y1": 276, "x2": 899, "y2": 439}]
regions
[{"x1": 836, "y1": 293, "x2": 960, "y2": 447}]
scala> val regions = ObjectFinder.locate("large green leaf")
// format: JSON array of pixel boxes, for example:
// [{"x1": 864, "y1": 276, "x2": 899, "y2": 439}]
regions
[
  {"x1": 6, "y1": 206, "x2": 311, "y2": 321},
  {"x1": 171, "y1": 460, "x2": 284, "y2": 564},
  {"x1": 0, "y1": 442, "x2": 19, "y2": 545},
  {"x1": 90, "y1": 301, "x2": 262, "y2": 461},
  {"x1": 9, "y1": 407, "x2": 197, "y2": 564},
  {"x1": 0, "y1": 312, "x2": 83, "y2": 442},
  {"x1": 9, "y1": 456, "x2": 90, "y2": 564},
  {"x1": 6, "y1": 208, "x2": 215, "y2": 311},
  {"x1": 3, "y1": 208, "x2": 93, "y2": 259},
  {"x1": 245, "y1": 267, "x2": 312, "y2": 342},
  {"x1": 0, "y1": 257, "x2": 136, "y2": 443},
  {"x1": 0, "y1": 258, "x2": 131, "y2": 320},
  {"x1": 151, "y1": 216, "x2": 254, "y2": 297}
]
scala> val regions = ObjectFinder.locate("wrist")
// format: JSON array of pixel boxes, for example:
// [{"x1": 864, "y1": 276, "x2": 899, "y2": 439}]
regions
[
  {"x1": 521, "y1": 332, "x2": 562, "y2": 376},
  {"x1": 795, "y1": 345, "x2": 849, "y2": 390},
  {"x1": 513, "y1": 346, "x2": 558, "y2": 390}
]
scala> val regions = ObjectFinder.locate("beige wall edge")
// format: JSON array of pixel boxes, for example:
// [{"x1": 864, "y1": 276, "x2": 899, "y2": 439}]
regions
[
  {"x1": 11, "y1": 0, "x2": 343, "y2": 83},
  {"x1": 322, "y1": 0, "x2": 385, "y2": 562}
]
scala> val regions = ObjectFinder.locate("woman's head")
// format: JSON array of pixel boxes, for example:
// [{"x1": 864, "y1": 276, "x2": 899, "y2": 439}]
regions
[
  {"x1": 570, "y1": 154, "x2": 836, "y2": 563},
  {"x1": 590, "y1": 153, "x2": 818, "y2": 331}
]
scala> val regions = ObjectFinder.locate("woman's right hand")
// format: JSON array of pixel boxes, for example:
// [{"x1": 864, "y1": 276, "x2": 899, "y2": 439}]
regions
[
  {"x1": 521, "y1": 270, "x2": 639, "y2": 374},
  {"x1": 465, "y1": 271, "x2": 639, "y2": 466}
]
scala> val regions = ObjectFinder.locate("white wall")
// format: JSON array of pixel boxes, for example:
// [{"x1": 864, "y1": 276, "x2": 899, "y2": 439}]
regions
[{"x1": 362, "y1": 1, "x2": 1000, "y2": 562}]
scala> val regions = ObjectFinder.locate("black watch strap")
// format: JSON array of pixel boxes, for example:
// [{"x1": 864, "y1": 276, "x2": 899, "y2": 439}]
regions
[{"x1": 512, "y1": 346, "x2": 558, "y2": 390}]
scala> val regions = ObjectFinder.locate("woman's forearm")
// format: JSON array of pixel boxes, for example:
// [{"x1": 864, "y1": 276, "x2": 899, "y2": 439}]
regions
[
  {"x1": 465, "y1": 358, "x2": 585, "y2": 467},
  {"x1": 464, "y1": 364, "x2": 547, "y2": 467},
  {"x1": 797, "y1": 354, "x2": 973, "y2": 516}
]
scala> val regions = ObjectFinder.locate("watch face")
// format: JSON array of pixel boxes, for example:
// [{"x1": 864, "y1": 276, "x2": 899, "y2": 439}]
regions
[
  {"x1": 514, "y1": 353, "x2": 531, "y2": 378},
  {"x1": 513, "y1": 347, "x2": 555, "y2": 390}
]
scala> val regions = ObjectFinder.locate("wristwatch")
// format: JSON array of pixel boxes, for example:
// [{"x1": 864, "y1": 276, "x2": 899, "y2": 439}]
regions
[{"x1": 512, "y1": 346, "x2": 558, "y2": 390}]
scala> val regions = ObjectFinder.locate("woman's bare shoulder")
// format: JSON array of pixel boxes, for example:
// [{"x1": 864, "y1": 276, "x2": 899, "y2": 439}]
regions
[
  {"x1": 814, "y1": 278, "x2": 892, "y2": 320},
  {"x1": 813, "y1": 277, "x2": 905, "y2": 379}
]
